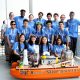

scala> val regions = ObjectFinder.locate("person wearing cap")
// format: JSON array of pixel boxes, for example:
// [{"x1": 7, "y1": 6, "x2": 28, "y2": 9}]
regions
[
  {"x1": 33, "y1": 12, "x2": 46, "y2": 27},
  {"x1": 14, "y1": 9, "x2": 27, "y2": 29},
  {"x1": 34, "y1": 22, "x2": 45, "y2": 44}
]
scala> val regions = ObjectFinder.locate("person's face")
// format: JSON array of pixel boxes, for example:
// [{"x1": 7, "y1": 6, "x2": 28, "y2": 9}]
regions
[
  {"x1": 29, "y1": 15, "x2": 34, "y2": 21},
  {"x1": 70, "y1": 13, "x2": 74, "y2": 19},
  {"x1": 47, "y1": 23, "x2": 52, "y2": 28},
  {"x1": 47, "y1": 15, "x2": 52, "y2": 20},
  {"x1": 59, "y1": 23, "x2": 64, "y2": 30},
  {"x1": 60, "y1": 15, "x2": 65, "y2": 21},
  {"x1": 11, "y1": 22, "x2": 16, "y2": 29},
  {"x1": 38, "y1": 13, "x2": 43, "y2": 19},
  {"x1": 31, "y1": 37, "x2": 36, "y2": 43},
  {"x1": 9, "y1": 13, "x2": 14, "y2": 19},
  {"x1": 54, "y1": 15, "x2": 59, "y2": 20},
  {"x1": 37, "y1": 24, "x2": 42, "y2": 30},
  {"x1": 21, "y1": 11, "x2": 25, "y2": 17},
  {"x1": 57, "y1": 39, "x2": 62, "y2": 45},
  {"x1": 42, "y1": 37, "x2": 47, "y2": 44},
  {"x1": 20, "y1": 35, "x2": 25, "y2": 42},
  {"x1": 23, "y1": 21, "x2": 28, "y2": 27}
]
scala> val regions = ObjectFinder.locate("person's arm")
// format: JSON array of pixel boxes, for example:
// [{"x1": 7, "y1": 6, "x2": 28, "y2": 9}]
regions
[
  {"x1": 6, "y1": 36, "x2": 12, "y2": 48},
  {"x1": 13, "y1": 50, "x2": 20, "y2": 56}
]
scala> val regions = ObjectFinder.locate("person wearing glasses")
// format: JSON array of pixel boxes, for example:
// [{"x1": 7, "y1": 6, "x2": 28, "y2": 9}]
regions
[{"x1": 5, "y1": 21, "x2": 18, "y2": 61}]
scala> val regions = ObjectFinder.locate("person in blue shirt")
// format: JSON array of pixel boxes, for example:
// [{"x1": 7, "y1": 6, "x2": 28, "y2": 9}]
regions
[
  {"x1": 43, "y1": 20, "x2": 56, "y2": 43},
  {"x1": 14, "y1": 9, "x2": 26, "y2": 29},
  {"x1": 52, "y1": 13, "x2": 59, "y2": 30},
  {"x1": 52, "y1": 37, "x2": 65, "y2": 58},
  {"x1": 39, "y1": 36, "x2": 52, "y2": 56},
  {"x1": 5, "y1": 21, "x2": 18, "y2": 61},
  {"x1": 28, "y1": 14, "x2": 35, "y2": 29},
  {"x1": 12, "y1": 34, "x2": 27, "y2": 62},
  {"x1": 67, "y1": 11, "x2": 80, "y2": 55},
  {"x1": 44, "y1": 13, "x2": 53, "y2": 26},
  {"x1": 34, "y1": 12, "x2": 46, "y2": 27},
  {"x1": 34, "y1": 22, "x2": 45, "y2": 44},
  {"x1": 27, "y1": 35, "x2": 38, "y2": 54},
  {"x1": 5, "y1": 21, "x2": 18, "y2": 48},
  {"x1": 55, "y1": 21, "x2": 70, "y2": 47},
  {"x1": 60, "y1": 14, "x2": 67, "y2": 28},
  {"x1": 19, "y1": 19, "x2": 35, "y2": 41}
]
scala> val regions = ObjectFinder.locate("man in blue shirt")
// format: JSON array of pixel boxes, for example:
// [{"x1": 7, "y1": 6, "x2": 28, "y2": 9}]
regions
[
  {"x1": 28, "y1": 14, "x2": 35, "y2": 29},
  {"x1": 5, "y1": 21, "x2": 18, "y2": 61},
  {"x1": 34, "y1": 12, "x2": 46, "y2": 27},
  {"x1": 55, "y1": 21, "x2": 70, "y2": 47},
  {"x1": 43, "y1": 20, "x2": 56, "y2": 43},
  {"x1": 60, "y1": 14, "x2": 67, "y2": 28},
  {"x1": 67, "y1": 11, "x2": 80, "y2": 55},
  {"x1": 20, "y1": 19, "x2": 35, "y2": 41},
  {"x1": 14, "y1": 9, "x2": 26, "y2": 29},
  {"x1": 44, "y1": 13, "x2": 53, "y2": 27},
  {"x1": 52, "y1": 13, "x2": 59, "y2": 30}
]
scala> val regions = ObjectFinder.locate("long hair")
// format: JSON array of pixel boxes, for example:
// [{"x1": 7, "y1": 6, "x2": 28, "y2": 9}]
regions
[
  {"x1": 56, "y1": 36, "x2": 63, "y2": 45},
  {"x1": 35, "y1": 23, "x2": 43, "y2": 34},
  {"x1": 28, "y1": 35, "x2": 37, "y2": 45},
  {"x1": 18, "y1": 33, "x2": 27, "y2": 52},
  {"x1": 39, "y1": 36, "x2": 50, "y2": 55}
]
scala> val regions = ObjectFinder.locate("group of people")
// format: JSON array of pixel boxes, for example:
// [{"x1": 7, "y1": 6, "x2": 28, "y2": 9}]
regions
[{"x1": 1, "y1": 9, "x2": 80, "y2": 63}]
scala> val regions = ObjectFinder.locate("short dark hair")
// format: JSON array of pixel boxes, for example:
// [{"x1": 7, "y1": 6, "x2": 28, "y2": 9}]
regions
[
  {"x1": 53, "y1": 13, "x2": 59, "y2": 16},
  {"x1": 59, "y1": 21, "x2": 64, "y2": 25},
  {"x1": 46, "y1": 20, "x2": 52, "y2": 24},
  {"x1": 10, "y1": 20, "x2": 15, "y2": 25},
  {"x1": 38, "y1": 12, "x2": 43, "y2": 16},
  {"x1": 47, "y1": 13, "x2": 52, "y2": 17},
  {"x1": 23, "y1": 19, "x2": 29, "y2": 23},
  {"x1": 70, "y1": 11, "x2": 75, "y2": 14},
  {"x1": 20, "y1": 9, "x2": 26, "y2": 12}
]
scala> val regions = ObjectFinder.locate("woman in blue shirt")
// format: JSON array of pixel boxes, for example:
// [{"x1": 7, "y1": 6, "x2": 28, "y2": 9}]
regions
[
  {"x1": 39, "y1": 36, "x2": 52, "y2": 56},
  {"x1": 27, "y1": 35, "x2": 38, "y2": 54},
  {"x1": 12, "y1": 33, "x2": 27, "y2": 62},
  {"x1": 35, "y1": 22, "x2": 44, "y2": 44},
  {"x1": 52, "y1": 37, "x2": 65, "y2": 58}
]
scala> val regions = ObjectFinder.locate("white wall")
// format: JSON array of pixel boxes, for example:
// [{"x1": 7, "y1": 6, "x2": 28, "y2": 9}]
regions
[
  {"x1": 33, "y1": 0, "x2": 80, "y2": 20},
  {"x1": 0, "y1": 0, "x2": 80, "y2": 28},
  {"x1": 0, "y1": 0, "x2": 29, "y2": 29}
]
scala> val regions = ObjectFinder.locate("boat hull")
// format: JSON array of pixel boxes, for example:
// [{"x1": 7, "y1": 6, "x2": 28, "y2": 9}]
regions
[{"x1": 10, "y1": 66, "x2": 80, "y2": 80}]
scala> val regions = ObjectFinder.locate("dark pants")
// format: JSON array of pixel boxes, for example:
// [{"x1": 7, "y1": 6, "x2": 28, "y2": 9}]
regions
[
  {"x1": 70, "y1": 37, "x2": 77, "y2": 56},
  {"x1": 12, "y1": 54, "x2": 20, "y2": 62}
]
